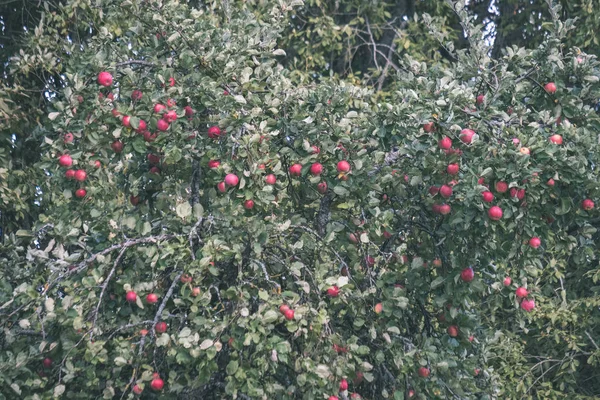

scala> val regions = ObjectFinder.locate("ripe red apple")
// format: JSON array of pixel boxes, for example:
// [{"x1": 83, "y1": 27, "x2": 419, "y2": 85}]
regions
[
  {"x1": 279, "y1": 304, "x2": 290, "y2": 314},
  {"x1": 528, "y1": 237, "x2": 541, "y2": 249},
  {"x1": 432, "y1": 204, "x2": 441, "y2": 214},
  {"x1": 131, "y1": 90, "x2": 142, "y2": 101},
  {"x1": 383, "y1": 231, "x2": 392, "y2": 239},
  {"x1": 217, "y1": 182, "x2": 226, "y2": 193},
  {"x1": 265, "y1": 174, "x2": 276, "y2": 185},
  {"x1": 154, "y1": 104, "x2": 166, "y2": 114},
  {"x1": 224, "y1": 173, "x2": 239, "y2": 187},
  {"x1": 549, "y1": 134, "x2": 563, "y2": 145},
  {"x1": 157, "y1": 119, "x2": 169, "y2": 131},
  {"x1": 582, "y1": 199, "x2": 594, "y2": 210},
  {"x1": 149, "y1": 166, "x2": 160, "y2": 175},
  {"x1": 126, "y1": 291, "x2": 137, "y2": 303},
  {"x1": 180, "y1": 274, "x2": 192, "y2": 284},
  {"x1": 459, "y1": 129, "x2": 476, "y2": 144},
  {"x1": 155, "y1": 322, "x2": 168, "y2": 333},
  {"x1": 423, "y1": 122, "x2": 435, "y2": 132},
  {"x1": 366, "y1": 255, "x2": 375, "y2": 266},
  {"x1": 122, "y1": 115, "x2": 132, "y2": 128},
  {"x1": 310, "y1": 163, "x2": 323, "y2": 176},
  {"x1": 207, "y1": 126, "x2": 221, "y2": 138},
  {"x1": 417, "y1": 367, "x2": 430, "y2": 378},
  {"x1": 438, "y1": 136, "x2": 452, "y2": 150},
  {"x1": 140, "y1": 329, "x2": 149, "y2": 336},
  {"x1": 65, "y1": 169, "x2": 75, "y2": 179},
  {"x1": 75, "y1": 188, "x2": 87, "y2": 198},
  {"x1": 191, "y1": 287, "x2": 201, "y2": 297},
  {"x1": 439, "y1": 184, "x2": 453, "y2": 198},
  {"x1": 284, "y1": 309, "x2": 295, "y2": 321},
  {"x1": 130, "y1": 195, "x2": 140, "y2": 206},
  {"x1": 147, "y1": 154, "x2": 160, "y2": 166},
  {"x1": 408, "y1": 389, "x2": 415, "y2": 398},
  {"x1": 495, "y1": 181, "x2": 508, "y2": 193},
  {"x1": 136, "y1": 119, "x2": 147, "y2": 133},
  {"x1": 311, "y1": 145, "x2": 320, "y2": 154},
  {"x1": 447, "y1": 325, "x2": 459, "y2": 337},
  {"x1": 432, "y1": 259, "x2": 442, "y2": 267},
  {"x1": 328, "y1": 396, "x2": 339, "y2": 400},
  {"x1": 488, "y1": 206, "x2": 502, "y2": 220},
  {"x1": 64, "y1": 132, "x2": 74, "y2": 144},
  {"x1": 446, "y1": 163, "x2": 459, "y2": 175},
  {"x1": 547, "y1": 178, "x2": 555, "y2": 186},
  {"x1": 94, "y1": 160, "x2": 101, "y2": 168},
  {"x1": 289, "y1": 163, "x2": 302, "y2": 177},
  {"x1": 337, "y1": 160, "x2": 351, "y2": 173},
  {"x1": 208, "y1": 160, "x2": 220, "y2": 169},
  {"x1": 339, "y1": 379, "x2": 348, "y2": 391},
  {"x1": 150, "y1": 378, "x2": 164, "y2": 391},
  {"x1": 184, "y1": 106, "x2": 194, "y2": 117},
  {"x1": 544, "y1": 82, "x2": 557, "y2": 94},
  {"x1": 244, "y1": 200, "x2": 254, "y2": 210},
  {"x1": 439, "y1": 204, "x2": 451, "y2": 215},
  {"x1": 97, "y1": 71, "x2": 113, "y2": 87},
  {"x1": 517, "y1": 189, "x2": 525, "y2": 200},
  {"x1": 163, "y1": 110, "x2": 177, "y2": 123},
  {"x1": 168, "y1": 77, "x2": 176, "y2": 86},
  {"x1": 520, "y1": 298, "x2": 535, "y2": 311},
  {"x1": 317, "y1": 181, "x2": 328, "y2": 194},
  {"x1": 327, "y1": 286, "x2": 340, "y2": 297},
  {"x1": 133, "y1": 384, "x2": 143, "y2": 395},
  {"x1": 111, "y1": 141, "x2": 123, "y2": 153},
  {"x1": 59, "y1": 154, "x2": 73, "y2": 167},
  {"x1": 482, "y1": 191, "x2": 494, "y2": 202},
  {"x1": 503, "y1": 276, "x2": 512, "y2": 286},
  {"x1": 461, "y1": 267, "x2": 474, "y2": 282},
  {"x1": 520, "y1": 147, "x2": 530, "y2": 155},
  {"x1": 146, "y1": 293, "x2": 159, "y2": 304},
  {"x1": 374, "y1": 303, "x2": 383, "y2": 314},
  {"x1": 348, "y1": 233, "x2": 359, "y2": 244},
  {"x1": 516, "y1": 287, "x2": 528, "y2": 298},
  {"x1": 476, "y1": 94, "x2": 485, "y2": 105},
  {"x1": 143, "y1": 131, "x2": 157, "y2": 142},
  {"x1": 42, "y1": 358, "x2": 52, "y2": 368},
  {"x1": 74, "y1": 169, "x2": 87, "y2": 182}
]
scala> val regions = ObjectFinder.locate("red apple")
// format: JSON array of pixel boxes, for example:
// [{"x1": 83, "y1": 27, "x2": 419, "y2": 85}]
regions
[
  {"x1": 528, "y1": 237, "x2": 541, "y2": 249},
  {"x1": 143, "y1": 131, "x2": 157, "y2": 142},
  {"x1": 311, "y1": 145, "x2": 320, "y2": 154},
  {"x1": 503, "y1": 277, "x2": 512, "y2": 286},
  {"x1": 64, "y1": 133, "x2": 74, "y2": 144},
  {"x1": 423, "y1": 122, "x2": 435, "y2": 132},
  {"x1": 337, "y1": 160, "x2": 351, "y2": 173},
  {"x1": 111, "y1": 141, "x2": 123, "y2": 153},
  {"x1": 549, "y1": 134, "x2": 563, "y2": 145},
  {"x1": 133, "y1": 384, "x2": 143, "y2": 395},
  {"x1": 520, "y1": 298, "x2": 535, "y2": 311},
  {"x1": 328, "y1": 397, "x2": 339, "y2": 400},
  {"x1": 459, "y1": 129, "x2": 476, "y2": 144},
  {"x1": 42, "y1": 358, "x2": 52, "y2": 368},
  {"x1": 544, "y1": 82, "x2": 557, "y2": 94},
  {"x1": 265, "y1": 174, "x2": 277, "y2": 185},
  {"x1": 495, "y1": 181, "x2": 508, "y2": 193},
  {"x1": 73, "y1": 169, "x2": 86, "y2": 182},
  {"x1": 439, "y1": 204, "x2": 451, "y2": 215},
  {"x1": 439, "y1": 185, "x2": 453, "y2": 198},
  {"x1": 461, "y1": 267, "x2": 474, "y2": 282},
  {"x1": 150, "y1": 378, "x2": 164, "y2": 391},
  {"x1": 131, "y1": 90, "x2": 142, "y2": 101},
  {"x1": 59, "y1": 154, "x2": 73, "y2": 167},
  {"x1": 155, "y1": 322, "x2": 168, "y2": 333},
  {"x1": 284, "y1": 309, "x2": 295, "y2": 320},
  {"x1": 279, "y1": 304, "x2": 290, "y2": 314},
  {"x1": 146, "y1": 293, "x2": 159, "y2": 304},
  {"x1": 374, "y1": 303, "x2": 383, "y2": 314},
  {"x1": 516, "y1": 287, "x2": 528, "y2": 298},
  {"x1": 317, "y1": 181, "x2": 328, "y2": 194},
  {"x1": 147, "y1": 154, "x2": 160, "y2": 166},
  {"x1": 476, "y1": 94, "x2": 484, "y2": 105},
  {"x1": 184, "y1": 106, "x2": 194, "y2": 117},
  {"x1": 244, "y1": 200, "x2": 254, "y2": 210},
  {"x1": 157, "y1": 119, "x2": 169, "y2": 131},
  {"x1": 224, "y1": 174, "x2": 239, "y2": 187},
  {"x1": 126, "y1": 291, "x2": 137, "y2": 303},
  {"x1": 289, "y1": 163, "x2": 302, "y2": 177},
  {"x1": 217, "y1": 182, "x2": 226, "y2": 193},
  {"x1": 122, "y1": 115, "x2": 131, "y2": 128},
  {"x1": 520, "y1": 147, "x2": 530, "y2": 155},
  {"x1": 140, "y1": 329, "x2": 149, "y2": 336},
  {"x1": 130, "y1": 196, "x2": 140, "y2": 206},
  {"x1": 207, "y1": 126, "x2": 221, "y2": 138},
  {"x1": 149, "y1": 166, "x2": 160, "y2": 175},
  {"x1": 191, "y1": 287, "x2": 201, "y2": 297},
  {"x1": 154, "y1": 104, "x2": 166, "y2": 114},
  {"x1": 408, "y1": 389, "x2": 415, "y2": 398},
  {"x1": 310, "y1": 163, "x2": 323, "y2": 176},
  {"x1": 366, "y1": 255, "x2": 375, "y2": 266},
  {"x1": 482, "y1": 191, "x2": 494, "y2": 202},
  {"x1": 339, "y1": 379, "x2": 348, "y2": 391},
  {"x1": 180, "y1": 274, "x2": 192, "y2": 284},
  {"x1": 168, "y1": 77, "x2": 176, "y2": 86},
  {"x1": 517, "y1": 189, "x2": 525, "y2": 200},
  {"x1": 547, "y1": 178, "x2": 555, "y2": 186},
  {"x1": 327, "y1": 286, "x2": 340, "y2": 297},
  {"x1": 208, "y1": 160, "x2": 220, "y2": 169},
  {"x1": 97, "y1": 71, "x2": 113, "y2": 87},
  {"x1": 417, "y1": 367, "x2": 430, "y2": 378},
  {"x1": 65, "y1": 169, "x2": 76, "y2": 179},
  {"x1": 447, "y1": 163, "x2": 459, "y2": 175},
  {"x1": 75, "y1": 188, "x2": 87, "y2": 198},
  {"x1": 136, "y1": 119, "x2": 147, "y2": 132},
  {"x1": 94, "y1": 160, "x2": 101, "y2": 169},
  {"x1": 488, "y1": 206, "x2": 502, "y2": 220},
  {"x1": 163, "y1": 110, "x2": 177, "y2": 123},
  {"x1": 438, "y1": 136, "x2": 452, "y2": 150},
  {"x1": 582, "y1": 199, "x2": 594, "y2": 210},
  {"x1": 447, "y1": 325, "x2": 459, "y2": 337}
]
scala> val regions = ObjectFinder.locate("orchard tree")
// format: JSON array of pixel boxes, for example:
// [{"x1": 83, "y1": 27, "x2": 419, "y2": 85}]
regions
[{"x1": 1, "y1": 0, "x2": 600, "y2": 399}]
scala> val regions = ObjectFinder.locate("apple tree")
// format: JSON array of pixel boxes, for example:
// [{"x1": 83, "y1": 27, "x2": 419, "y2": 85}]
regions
[{"x1": 1, "y1": 0, "x2": 600, "y2": 399}]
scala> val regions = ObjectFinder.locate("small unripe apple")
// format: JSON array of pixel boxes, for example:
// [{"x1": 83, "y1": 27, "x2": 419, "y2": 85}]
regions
[
  {"x1": 459, "y1": 129, "x2": 476, "y2": 144},
  {"x1": 482, "y1": 191, "x2": 494, "y2": 202},
  {"x1": 447, "y1": 163, "x2": 459, "y2": 175},
  {"x1": 317, "y1": 181, "x2": 328, "y2": 194},
  {"x1": 133, "y1": 384, "x2": 143, "y2": 395},
  {"x1": 75, "y1": 188, "x2": 87, "y2": 198},
  {"x1": 488, "y1": 206, "x2": 502, "y2": 220},
  {"x1": 97, "y1": 71, "x2": 113, "y2": 87},
  {"x1": 208, "y1": 160, "x2": 220, "y2": 169},
  {"x1": 150, "y1": 378, "x2": 164, "y2": 391},
  {"x1": 423, "y1": 122, "x2": 435, "y2": 132},
  {"x1": 544, "y1": 82, "x2": 557, "y2": 94},
  {"x1": 224, "y1": 174, "x2": 239, "y2": 187},
  {"x1": 447, "y1": 325, "x2": 459, "y2": 337},
  {"x1": 520, "y1": 298, "x2": 535, "y2": 311},
  {"x1": 439, "y1": 185, "x2": 453, "y2": 198},
  {"x1": 207, "y1": 126, "x2": 221, "y2": 138},
  {"x1": 156, "y1": 119, "x2": 169, "y2": 131},
  {"x1": 244, "y1": 200, "x2": 254, "y2": 210},
  {"x1": 374, "y1": 303, "x2": 383, "y2": 314},
  {"x1": 503, "y1": 276, "x2": 512, "y2": 286},
  {"x1": 59, "y1": 154, "x2": 73, "y2": 167},
  {"x1": 42, "y1": 358, "x2": 52, "y2": 368},
  {"x1": 327, "y1": 286, "x2": 340, "y2": 297},
  {"x1": 284, "y1": 309, "x2": 295, "y2": 320},
  {"x1": 418, "y1": 367, "x2": 430, "y2": 378},
  {"x1": 439, "y1": 204, "x2": 451, "y2": 215},
  {"x1": 516, "y1": 287, "x2": 528, "y2": 298},
  {"x1": 111, "y1": 141, "x2": 123, "y2": 153},
  {"x1": 65, "y1": 169, "x2": 76, "y2": 179},
  {"x1": 582, "y1": 199, "x2": 594, "y2": 210},
  {"x1": 495, "y1": 181, "x2": 508, "y2": 193},
  {"x1": 146, "y1": 293, "x2": 158, "y2": 304},
  {"x1": 337, "y1": 160, "x2": 351, "y2": 173},
  {"x1": 310, "y1": 163, "x2": 323, "y2": 176},
  {"x1": 438, "y1": 136, "x2": 452, "y2": 150},
  {"x1": 529, "y1": 237, "x2": 541, "y2": 249},
  {"x1": 461, "y1": 267, "x2": 474, "y2": 282},
  {"x1": 126, "y1": 291, "x2": 137, "y2": 303},
  {"x1": 217, "y1": 182, "x2": 226, "y2": 193},
  {"x1": 289, "y1": 163, "x2": 302, "y2": 177},
  {"x1": 155, "y1": 322, "x2": 168, "y2": 333}
]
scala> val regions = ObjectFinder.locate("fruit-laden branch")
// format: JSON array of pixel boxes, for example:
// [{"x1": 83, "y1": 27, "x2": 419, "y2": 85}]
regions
[{"x1": 138, "y1": 271, "x2": 183, "y2": 356}]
